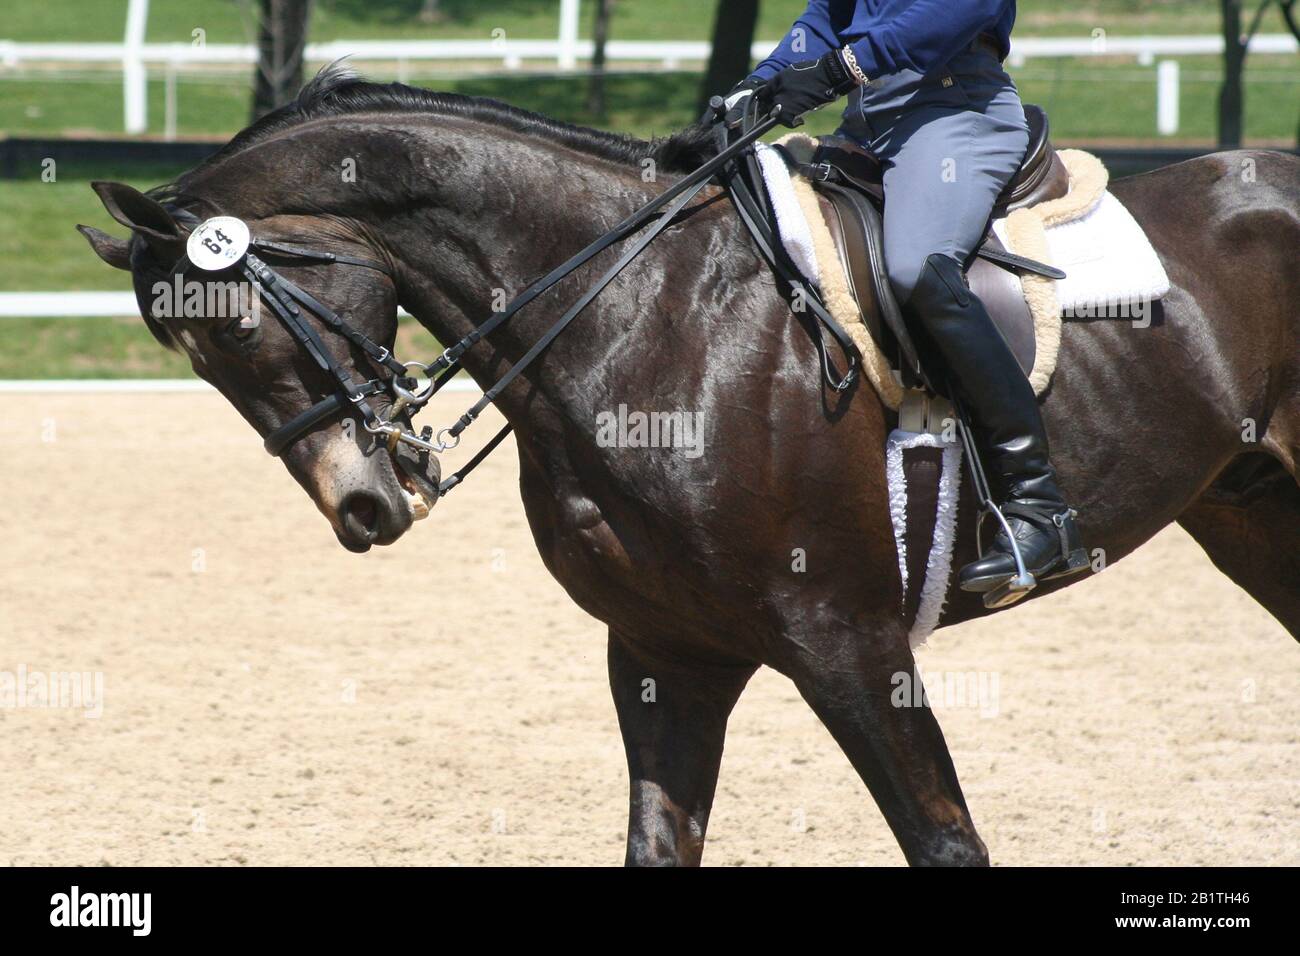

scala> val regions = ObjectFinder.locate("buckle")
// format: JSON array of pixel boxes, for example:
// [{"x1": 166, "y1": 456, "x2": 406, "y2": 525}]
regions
[
  {"x1": 1052, "y1": 508, "x2": 1078, "y2": 528},
  {"x1": 807, "y1": 161, "x2": 833, "y2": 182}
]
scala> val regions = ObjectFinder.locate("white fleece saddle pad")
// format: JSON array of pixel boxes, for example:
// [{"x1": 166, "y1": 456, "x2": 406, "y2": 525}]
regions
[{"x1": 991, "y1": 174, "x2": 1170, "y2": 317}]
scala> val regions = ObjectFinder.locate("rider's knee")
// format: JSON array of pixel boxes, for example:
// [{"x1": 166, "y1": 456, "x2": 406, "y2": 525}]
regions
[
  {"x1": 900, "y1": 252, "x2": 969, "y2": 312},
  {"x1": 886, "y1": 256, "x2": 925, "y2": 305}
]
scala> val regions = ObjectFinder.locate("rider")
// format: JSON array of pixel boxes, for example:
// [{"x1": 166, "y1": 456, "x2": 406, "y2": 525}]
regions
[{"x1": 725, "y1": 0, "x2": 1086, "y2": 595}]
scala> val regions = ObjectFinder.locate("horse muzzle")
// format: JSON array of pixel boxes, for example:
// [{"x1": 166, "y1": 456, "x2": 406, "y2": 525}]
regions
[{"x1": 388, "y1": 422, "x2": 441, "y2": 522}]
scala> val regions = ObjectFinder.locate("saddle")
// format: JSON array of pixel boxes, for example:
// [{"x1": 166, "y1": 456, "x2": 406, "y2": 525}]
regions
[{"x1": 800, "y1": 104, "x2": 1068, "y2": 388}]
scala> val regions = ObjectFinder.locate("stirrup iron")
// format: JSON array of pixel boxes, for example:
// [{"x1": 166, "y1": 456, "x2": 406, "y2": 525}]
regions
[{"x1": 951, "y1": 392, "x2": 1037, "y2": 609}]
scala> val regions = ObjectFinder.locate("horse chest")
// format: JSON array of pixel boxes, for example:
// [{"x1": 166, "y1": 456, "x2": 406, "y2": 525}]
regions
[
  {"x1": 554, "y1": 494, "x2": 634, "y2": 576},
  {"x1": 518, "y1": 465, "x2": 639, "y2": 611}
]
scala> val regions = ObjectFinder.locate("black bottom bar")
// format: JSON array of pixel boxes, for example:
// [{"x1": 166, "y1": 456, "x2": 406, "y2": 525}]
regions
[{"x1": 0, "y1": 865, "x2": 1286, "y2": 940}]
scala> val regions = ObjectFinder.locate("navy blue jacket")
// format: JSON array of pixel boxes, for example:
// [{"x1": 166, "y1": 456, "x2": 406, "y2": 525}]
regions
[{"x1": 752, "y1": 0, "x2": 1015, "y2": 81}]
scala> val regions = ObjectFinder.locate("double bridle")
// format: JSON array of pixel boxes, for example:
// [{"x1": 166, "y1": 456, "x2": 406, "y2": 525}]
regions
[{"x1": 171, "y1": 105, "x2": 859, "y2": 497}]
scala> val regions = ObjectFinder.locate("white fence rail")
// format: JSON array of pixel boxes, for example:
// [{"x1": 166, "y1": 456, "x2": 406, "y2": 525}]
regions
[
  {"x1": 0, "y1": 292, "x2": 137, "y2": 318},
  {"x1": 0, "y1": 377, "x2": 480, "y2": 392},
  {"x1": 4, "y1": 33, "x2": 1296, "y2": 67}
]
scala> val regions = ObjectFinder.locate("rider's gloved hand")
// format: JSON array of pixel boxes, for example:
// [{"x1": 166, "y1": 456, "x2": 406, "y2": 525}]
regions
[
  {"x1": 721, "y1": 76, "x2": 766, "y2": 127},
  {"x1": 764, "y1": 49, "x2": 860, "y2": 127}
]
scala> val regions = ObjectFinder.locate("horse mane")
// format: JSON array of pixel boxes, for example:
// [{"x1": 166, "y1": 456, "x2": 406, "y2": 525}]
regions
[{"x1": 170, "y1": 62, "x2": 718, "y2": 193}]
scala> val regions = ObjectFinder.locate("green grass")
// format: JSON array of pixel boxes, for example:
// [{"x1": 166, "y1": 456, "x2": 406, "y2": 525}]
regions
[
  {"x1": 0, "y1": 316, "x2": 192, "y2": 378},
  {"x1": 14, "y1": 49, "x2": 1290, "y2": 382},
  {"x1": 2, "y1": 70, "x2": 724, "y2": 141},
  {"x1": 1013, "y1": 56, "x2": 1300, "y2": 141},
  {"x1": 0, "y1": 314, "x2": 436, "y2": 378},
  {"x1": 5, "y1": 56, "x2": 1298, "y2": 141},
  {"x1": 3, "y1": 0, "x2": 1295, "y2": 140},
  {"x1": 7, "y1": 55, "x2": 1297, "y2": 295},
  {"x1": 1015, "y1": 0, "x2": 1230, "y2": 35},
  {"x1": 2, "y1": 167, "x2": 185, "y2": 291}
]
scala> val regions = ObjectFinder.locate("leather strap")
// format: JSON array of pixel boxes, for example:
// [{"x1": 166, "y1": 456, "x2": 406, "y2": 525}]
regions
[
  {"x1": 263, "y1": 380, "x2": 384, "y2": 456},
  {"x1": 436, "y1": 422, "x2": 513, "y2": 496},
  {"x1": 447, "y1": 174, "x2": 713, "y2": 440},
  {"x1": 975, "y1": 244, "x2": 1067, "y2": 280},
  {"x1": 197, "y1": 107, "x2": 866, "y2": 489},
  {"x1": 425, "y1": 114, "x2": 787, "y2": 397},
  {"x1": 716, "y1": 98, "x2": 860, "y2": 392},
  {"x1": 1001, "y1": 500, "x2": 1077, "y2": 558}
]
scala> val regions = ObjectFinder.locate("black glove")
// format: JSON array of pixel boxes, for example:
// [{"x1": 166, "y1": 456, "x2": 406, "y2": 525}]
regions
[
  {"x1": 721, "y1": 75, "x2": 766, "y2": 127},
  {"x1": 763, "y1": 49, "x2": 859, "y2": 127}
]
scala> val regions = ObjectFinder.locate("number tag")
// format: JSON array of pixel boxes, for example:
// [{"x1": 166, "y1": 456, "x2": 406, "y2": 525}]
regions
[{"x1": 186, "y1": 216, "x2": 252, "y2": 271}]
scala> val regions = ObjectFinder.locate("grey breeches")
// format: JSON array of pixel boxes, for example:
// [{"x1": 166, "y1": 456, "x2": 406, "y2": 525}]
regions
[{"x1": 836, "y1": 49, "x2": 1030, "y2": 302}]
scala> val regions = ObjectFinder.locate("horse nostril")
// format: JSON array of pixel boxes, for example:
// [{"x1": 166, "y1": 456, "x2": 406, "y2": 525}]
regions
[{"x1": 340, "y1": 493, "x2": 382, "y2": 543}]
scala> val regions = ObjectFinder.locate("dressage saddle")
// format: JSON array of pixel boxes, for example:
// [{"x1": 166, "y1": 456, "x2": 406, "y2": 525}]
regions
[{"x1": 798, "y1": 104, "x2": 1067, "y2": 388}]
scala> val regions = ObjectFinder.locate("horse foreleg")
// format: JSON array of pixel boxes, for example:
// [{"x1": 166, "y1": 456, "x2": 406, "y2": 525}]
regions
[
  {"x1": 607, "y1": 629, "x2": 756, "y2": 866},
  {"x1": 781, "y1": 619, "x2": 989, "y2": 866}
]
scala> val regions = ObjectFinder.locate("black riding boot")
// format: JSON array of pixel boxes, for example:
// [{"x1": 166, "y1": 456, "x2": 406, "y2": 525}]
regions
[{"x1": 903, "y1": 253, "x2": 1089, "y2": 593}]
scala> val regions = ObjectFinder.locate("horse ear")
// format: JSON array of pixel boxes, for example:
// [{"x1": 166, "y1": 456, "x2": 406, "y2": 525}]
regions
[
  {"x1": 77, "y1": 224, "x2": 133, "y2": 271},
  {"x1": 89, "y1": 181, "x2": 185, "y2": 259}
]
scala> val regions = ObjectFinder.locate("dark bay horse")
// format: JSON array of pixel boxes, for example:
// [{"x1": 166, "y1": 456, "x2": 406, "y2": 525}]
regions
[{"x1": 80, "y1": 70, "x2": 1300, "y2": 865}]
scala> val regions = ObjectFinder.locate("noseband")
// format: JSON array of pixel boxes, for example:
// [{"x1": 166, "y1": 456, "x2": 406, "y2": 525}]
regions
[{"x1": 170, "y1": 105, "x2": 859, "y2": 496}]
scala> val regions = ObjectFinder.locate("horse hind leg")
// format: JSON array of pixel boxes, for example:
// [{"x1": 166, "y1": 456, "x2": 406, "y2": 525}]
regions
[{"x1": 1177, "y1": 450, "x2": 1300, "y2": 641}]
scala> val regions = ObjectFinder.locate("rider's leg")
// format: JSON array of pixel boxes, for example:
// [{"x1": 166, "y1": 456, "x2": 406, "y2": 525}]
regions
[
  {"x1": 905, "y1": 252, "x2": 1085, "y2": 588},
  {"x1": 871, "y1": 67, "x2": 1086, "y2": 590}
]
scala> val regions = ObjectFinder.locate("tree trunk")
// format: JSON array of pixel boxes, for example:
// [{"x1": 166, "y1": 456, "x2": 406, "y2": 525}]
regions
[
  {"x1": 1280, "y1": 0, "x2": 1300, "y2": 147},
  {"x1": 699, "y1": 0, "x2": 761, "y2": 116},
  {"x1": 1218, "y1": 0, "x2": 1245, "y2": 147},
  {"x1": 418, "y1": 0, "x2": 443, "y2": 24},
  {"x1": 587, "y1": 0, "x2": 614, "y2": 118},
  {"x1": 251, "y1": 0, "x2": 314, "y2": 122}
]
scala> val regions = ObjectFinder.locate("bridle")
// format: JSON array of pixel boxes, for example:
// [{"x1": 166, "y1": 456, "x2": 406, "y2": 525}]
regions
[
  {"x1": 169, "y1": 104, "x2": 860, "y2": 497},
  {"x1": 170, "y1": 216, "x2": 435, "y2": 457}
]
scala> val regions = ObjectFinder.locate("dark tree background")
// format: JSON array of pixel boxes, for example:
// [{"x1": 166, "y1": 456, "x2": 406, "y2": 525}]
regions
[
  {"x1": 699, "y1": 0, "x2": 761, "y2": 114},
  {"x1": 1219, "y1": 0, "x2": 1246, "y2": 146},
  {"x1": 251, "y1": 0, "x2": 314, "y2": 121},
  {"x1": 1218, "y1": 0, "x2": 1300, "y2": 146},
  {"x1": 587, "y1": 0, "x2": 615, "y2": 117}
]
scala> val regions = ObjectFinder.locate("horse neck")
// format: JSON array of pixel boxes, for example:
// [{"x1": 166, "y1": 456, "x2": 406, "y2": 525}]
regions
[{"x1": 374, "y1": 122, "x2": 720, "y2": 433}]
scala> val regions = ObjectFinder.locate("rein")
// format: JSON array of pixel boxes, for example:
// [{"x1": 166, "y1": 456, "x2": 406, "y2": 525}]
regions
[{"x1": 176, "y1": 106, "x2": 860, "y2": 497}]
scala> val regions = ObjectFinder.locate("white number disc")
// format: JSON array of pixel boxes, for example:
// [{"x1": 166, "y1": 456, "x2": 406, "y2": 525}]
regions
[{"x1": 186, "y1": 216, "x2": 252, "y2": 271}]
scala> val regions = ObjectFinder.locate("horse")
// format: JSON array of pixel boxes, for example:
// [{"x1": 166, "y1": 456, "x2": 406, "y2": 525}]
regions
[{"x1": 79, "y1": 68, "x2": 1300, "y2": 866}]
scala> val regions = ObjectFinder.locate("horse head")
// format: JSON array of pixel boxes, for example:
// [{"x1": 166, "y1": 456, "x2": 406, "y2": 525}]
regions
[{"x1": 79, "y1": 181, "x2": 440, "y2": 552}]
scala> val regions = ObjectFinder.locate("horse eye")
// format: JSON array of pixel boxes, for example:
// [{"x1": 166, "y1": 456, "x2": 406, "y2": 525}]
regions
[{"x1": 228, "y1": 317, "x2": 259, "y2": 340}]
